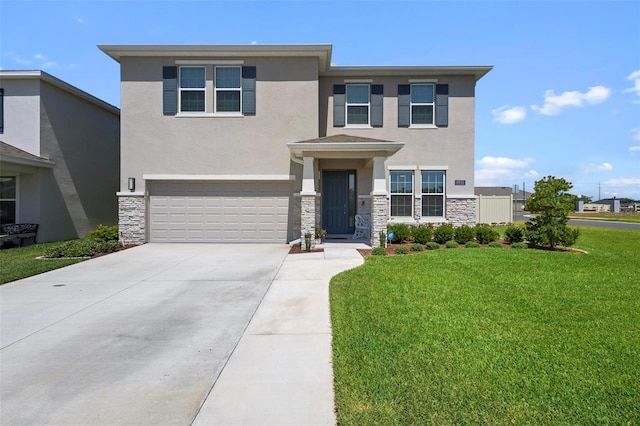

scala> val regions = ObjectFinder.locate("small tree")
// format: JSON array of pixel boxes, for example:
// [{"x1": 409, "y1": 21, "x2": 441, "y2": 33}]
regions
[{"x1": 525, "y1": 176, "x2": 579, "y2": 248}]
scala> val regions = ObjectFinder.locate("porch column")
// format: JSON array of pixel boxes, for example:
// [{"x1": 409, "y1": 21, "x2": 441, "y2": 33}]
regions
[
  {"x1": 371, "y1": 156, "x2": 388, "y2": 247},
  {"x1": 300, "y1": 156, "x2": 316, "y2": 244}
]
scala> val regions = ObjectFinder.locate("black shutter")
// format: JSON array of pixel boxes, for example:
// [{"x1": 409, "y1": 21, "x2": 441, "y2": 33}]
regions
[
  {"x1": 0, "y1": 88, "x2": 4, "y2": 133},
  {"x1": 397, "y1": 84, "x2": 410, "y2": 127},
  {"x1": 162, "y1": 66, "x2": 178, "y2": 115},
  {"x1": 371, "y1": 84, "x2": 384, "y2": 127},
  {"x1": 435, "y1": 84, "x2": 449, "y2": 127},
  {"x1": 333, "y1": 84, "x2": 346, "y2": 127},
  {"x1": 242, "y1": 66, "x2": 256, "y2": 115}
]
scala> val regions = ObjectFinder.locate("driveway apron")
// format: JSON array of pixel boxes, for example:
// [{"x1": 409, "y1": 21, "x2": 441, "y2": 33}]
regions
[{"x1": 0, "y1": 244, "x2": 289, "y2": 425}]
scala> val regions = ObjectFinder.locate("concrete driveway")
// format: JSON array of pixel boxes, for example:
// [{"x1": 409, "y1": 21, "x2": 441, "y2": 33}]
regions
[{"x1": 0, "y1": 244, "x2": 290, "y2": 425}]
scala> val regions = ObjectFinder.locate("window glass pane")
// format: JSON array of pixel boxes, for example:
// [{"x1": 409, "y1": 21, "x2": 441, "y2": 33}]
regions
[
  {"x1": 390, "y1": 171, "x2": 413, "y2": 194},
  {"x1": 180, "y1": 91, "x2": 205, "y2": 112},
  {"x1": 0, "y1": 200, "x2": 16, "y2": 225},
  {"x1": 0, "y1": 177, "x2": 16, "y2": 198},
  {"x1": 346, "y1": 85, "x2": 369, "y2": 103},
  {"x1": 411, "y1": 84, "x2": 433, "y2": 103},
  {"x1": 412, "y1": 105, "x2": 433, "y2": 124},
  {"x1": 391, "y1": 195, "x2": 412, "y2": 216},
  {"x1": 217, "y1": 91, "x2": 241, "y2": 112},
  {"x1": 421, "y1": 171, "x2": 444, "y2": 193},
  {"x1": 347, "y1": 106, "x2": 369, "y2": 125},
  {"x1": 180, "y1": 67, "x2": 205, "y2": 88},
  {"x1": 216, "y1": 67, "x2": 241, "y2": 88},
  {"x1": 422, "y1": 195, "x2": 444, "y2": 216}
]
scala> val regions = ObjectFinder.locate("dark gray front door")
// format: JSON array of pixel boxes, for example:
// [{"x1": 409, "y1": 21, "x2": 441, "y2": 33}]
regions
[{"x1": 322, "y1": 170, "x2": 356, "y2": 234}]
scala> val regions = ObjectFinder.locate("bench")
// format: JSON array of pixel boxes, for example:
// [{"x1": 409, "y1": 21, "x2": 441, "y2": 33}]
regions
[{"x1": 0, "y1": 224, "x2": 39, "y2": 247}]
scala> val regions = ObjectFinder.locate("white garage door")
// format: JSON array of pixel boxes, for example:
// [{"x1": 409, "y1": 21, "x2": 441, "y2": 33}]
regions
[{"x1": 149, "y1": 181, "x2": 291, "y2": 243}]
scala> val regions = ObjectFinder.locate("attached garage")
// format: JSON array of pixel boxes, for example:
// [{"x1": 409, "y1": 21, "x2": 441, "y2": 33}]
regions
[{"x1": 148, "y1": 180, "x2": 292, "y2": 243}]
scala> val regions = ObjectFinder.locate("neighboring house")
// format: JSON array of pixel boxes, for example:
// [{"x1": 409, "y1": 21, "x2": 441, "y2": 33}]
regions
[
  {"x1": 591, "y1": 198, "x2": 621, "y2": 213},
  {"x1": 99, "y1": 44, "x2": 491, "y2": 246},
  {"x1": 0, "y1": 71, "x2": 120, "y2": 243},
  {"x1": 514, "y1": 190, "x2": 533, "y2": 211}
]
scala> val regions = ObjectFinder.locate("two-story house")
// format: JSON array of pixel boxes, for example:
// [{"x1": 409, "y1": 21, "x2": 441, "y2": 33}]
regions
[
  {"x1": 99, "y1": 44, "x2": 491, "y2": 246},
  {"x1": 0, "y1": 71, "x2": 120, "y2": 243}
]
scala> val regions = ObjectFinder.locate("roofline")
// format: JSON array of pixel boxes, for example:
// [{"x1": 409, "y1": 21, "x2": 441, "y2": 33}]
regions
[
  {"x1": 98, "y1": 44, "x2": 334, "y2": 73},
  {"x1": 1, "y1": 155, "x2": 55, "y2": 169},
  {"x1": 0, "y1": 70, "x2": 120, "y2": 115},
  {"x1": 287, "y1": 141, "x2": 405, "y2": 157},
  {"x1": 323, "y1": 65, "x2": 493, "y2": 81}
]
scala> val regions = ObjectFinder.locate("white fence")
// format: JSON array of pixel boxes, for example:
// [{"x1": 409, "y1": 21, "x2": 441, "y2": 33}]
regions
[{"x1": 476, "y1": 195, "x2": 513, "y2": 224}]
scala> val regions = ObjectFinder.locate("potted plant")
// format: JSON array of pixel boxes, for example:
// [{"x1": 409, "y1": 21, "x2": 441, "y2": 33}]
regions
[{"x1": 314, "y1": 228, "x2": 326, "y2": 245}]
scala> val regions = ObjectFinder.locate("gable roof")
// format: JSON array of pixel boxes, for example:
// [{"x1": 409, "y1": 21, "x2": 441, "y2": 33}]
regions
[
  {"x1": 475, "y1": 186, "x2": 513, "y2": 197},
  {"x1": 0, "y1": 141, "x2": 55, "y2": 168}
]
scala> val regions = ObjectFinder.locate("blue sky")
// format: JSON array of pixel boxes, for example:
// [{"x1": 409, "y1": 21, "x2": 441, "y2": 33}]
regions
[{"x1": 2, "y1": 0, "x2": 639, "y2": 200}]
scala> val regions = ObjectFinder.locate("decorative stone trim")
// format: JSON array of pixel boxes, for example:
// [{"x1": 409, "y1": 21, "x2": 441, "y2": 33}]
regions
[
  {"x1": 446, "y1": 197, "x2": 476, "y2": 227},
  {"x1": 118, "y1": 195, "x2": 146, "y2": 245},
  {"x1": 300, "y1": 194, "x2": 316, "y2": 245},
  {"x1": 371, "y1": 194, "x2": 388, "y2": 247}
]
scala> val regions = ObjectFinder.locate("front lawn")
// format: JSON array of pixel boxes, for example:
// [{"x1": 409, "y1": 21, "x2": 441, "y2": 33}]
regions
[
  {"x1": 0, "y1": 241, "x2": 87, "y2": 284},
  {"x1": 569, "y1": 212, "x2": 640, "y2": 223},
  {"x1": 330, "y1": 227, "x2": 640, "y2": 424}
]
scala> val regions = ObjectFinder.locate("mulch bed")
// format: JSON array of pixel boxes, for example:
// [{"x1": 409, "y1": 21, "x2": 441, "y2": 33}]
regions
[{"x1": 288, "y1": 245, "x2": 324, "y2": 254}]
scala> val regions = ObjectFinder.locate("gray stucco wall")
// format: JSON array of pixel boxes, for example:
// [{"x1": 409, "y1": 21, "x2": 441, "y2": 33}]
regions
[
  {"x1": 119, "y1": 56, "x2": 320, "y2": 193},
  {"x1": 0, "y1": 79, "x2": 41, "y2": 156}
]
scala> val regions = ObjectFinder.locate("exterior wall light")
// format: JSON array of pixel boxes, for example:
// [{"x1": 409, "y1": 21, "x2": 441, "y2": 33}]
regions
[{"x1": 128, "y1": 178, "x2": 135, "y2": 192}]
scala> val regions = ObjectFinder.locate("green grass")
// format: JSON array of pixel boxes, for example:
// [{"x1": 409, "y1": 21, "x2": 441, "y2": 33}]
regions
[
  {"x1": 569, "y1": 213, "x2": 640, "y2": 223},
  {"x1": 330, "y1": 227, "x2": 640, "y2": 425},
  {"x1": 0, "y1": 241, "x2": 87, "y2": 284}
]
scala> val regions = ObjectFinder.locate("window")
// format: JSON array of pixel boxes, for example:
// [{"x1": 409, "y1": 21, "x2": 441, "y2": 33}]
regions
[
  {"x1": 179, "y1": 67, "x2": 206, "y2": 112},
  {"x1": 421, "y1": 170, "x2": 445, "y2": 217},
  {"x1": 0, "y1": 88, "x2": 4, "y2": 133},
  {"x1": 411, "y1": 84, "x2": 434, "y2": 125},
  {"x1": 215, "y1": 67, "x2": 241, "y2": 112},
  {"x1": 346, "y1": 84, "x2": 369, "y2": 125},
  {"x1": 390, "y1": 171, "x2": 413, "y2": 217},
  {"x1": 0, "y1": 176, "x2": 16, "y2": 225}
]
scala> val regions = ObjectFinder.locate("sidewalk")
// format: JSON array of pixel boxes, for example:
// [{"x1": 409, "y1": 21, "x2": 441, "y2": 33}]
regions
[{"x1": 193, "y1": 245, "x2": 366, "y2": 425}]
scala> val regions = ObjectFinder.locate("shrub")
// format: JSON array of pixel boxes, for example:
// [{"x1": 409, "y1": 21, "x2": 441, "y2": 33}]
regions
[
  {"x1": 411, "y1": 224, "x2": 433, "y2": 244},
  {"x1": 504, "y1": 225, "x2": 524, "y2": 243},
  {"x1": 371, "y1": 247, "x2": 387, "y2": 256},
  {"x1": 44, "y1": 239, "x2": 121, "y2": 258},
  {"x1": 410, "y1": 243, "x2": 423, "y2": 252},
  {"x1": 454, "y1": 225, "x2": 475, "y2": 244},
  {"x1": 445, "y1": 240, "x2": 459, "y2": 249},
  {"x1": 487, "y1": 241, "x2": 503, "y2": 248},
  {"x1": 379, "y1": 230, "x2": 386, "y2": 248},
  {"x1": 433, "y1": 223, "x2": 454, "y2": 244},
  {"x1": 87, "y1": 224, "x2": 119, "y2": 241},
  {"x1": 511, "y1": 242, "x2": 529, "y2": 249},
  {"x1": 425, "y1": 242, "x2": 440, "y2": 250},
  {"x1": 475, "y1": 224, "x2": 499, "y2": 244},
  {"x1": 387, "y1": 223, "x2": 411, "y2": 244},
  {"x1": 394, "y1": 246, "x2": 409, "y2": 255},
  {"x1": 465, "y1": 241, "x2": 481, "y2": 248}
]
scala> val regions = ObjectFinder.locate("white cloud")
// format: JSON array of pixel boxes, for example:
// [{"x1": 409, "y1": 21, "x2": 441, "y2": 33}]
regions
[
  {"x1": 13, "y1": 56, "x2": 32, "y2": 65},
  {"x1": 629, "y1": 145, "x2": 640, "y2": 155},
  {"x1": 631, "y1": 128, "x2": 640, "y2": 141},
  {"x1": 34, "y1": 53, "x2": 46, "y2": 61},
  {"x1": 603, "y1": 177, "x2": 640, "y2": 186},
  {"x1": 475, "y1": 156, "x2": 537, "y2": 186},
  {"x1": 77, "y1": 17, "x2": 88, "y2": 24},
  {"x1": 583, "y1": 162, "x2": 614, "y2": 173},
  {"x1": 477, "y1": 156, "x2": 534, "y2": 169},
  {"x1": 531, "y1": 85, "x2": 611, "y2": 116},
  {"x1": 623, "y1": 69, "x2": 640, "y2": 97},
  {"x1": 492, "y1": 105, "x2": 526, "y2": 124},
  {"x1": 250, "y1": 40, "x2": 257, "y2": 45}
]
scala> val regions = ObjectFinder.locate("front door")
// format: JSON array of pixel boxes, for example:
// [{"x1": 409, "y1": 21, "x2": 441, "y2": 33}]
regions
[{"x1": 322, "y1": 170, "x2": 356, "y2": 234}]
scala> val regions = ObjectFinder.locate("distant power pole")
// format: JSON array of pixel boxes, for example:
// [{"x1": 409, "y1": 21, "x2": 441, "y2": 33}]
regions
[{"x1": 598, "y1": 182, "x2": 601, "y2": 200}]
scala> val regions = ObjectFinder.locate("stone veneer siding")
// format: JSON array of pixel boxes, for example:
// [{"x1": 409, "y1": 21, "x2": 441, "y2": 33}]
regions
[
  {"x1": 446, "y1": 198, "x2": 477, "y2": 227},
  {"x1": 300, "y1": 194, "x2": 316, "y2": 244},
  {"x1": 118, "y1": 195, "x2": 146, "y2": 245},
  {"x1": 371, "y1": 194, "x2": 388, "y2": 247}
]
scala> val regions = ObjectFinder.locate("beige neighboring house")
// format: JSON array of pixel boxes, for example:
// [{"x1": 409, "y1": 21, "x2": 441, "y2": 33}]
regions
[
  {"x1": 99, "y1": 44, "x2": 492, "y2": 246},
  {"x1": 0, "y1": 71, "x2": 120, "y2": 243}
]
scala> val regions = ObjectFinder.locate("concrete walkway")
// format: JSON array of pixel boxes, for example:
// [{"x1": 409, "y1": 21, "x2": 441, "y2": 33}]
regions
[{"x1": 193, "y1": 244, "x2": 365, "y2": 425}]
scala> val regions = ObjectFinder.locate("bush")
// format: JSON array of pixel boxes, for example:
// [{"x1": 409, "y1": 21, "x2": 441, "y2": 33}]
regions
[
  {"x1": 475, "y1": 224, "x2": 499, "y2": 244},
  {"x1": 411, "y1": 224, "x2": 433, "y2": 244},
  {"x1": 465, "y1": 241, "x2": 481, "y2": 248},
  {"x1": 44, "y1": 239, "x2": 121, "y2": 258},
  {"x1": 511, "y1": 242, "x2": 529, "y2": 249},
  {"x1": 371, "y1": 247, "x2": 387, "y2": 256},
  {"x1": 454, "y1": 225, "x2": 475, "y2": 244},
  {"x1": 504, "y1": 225, "x2": 524, "y2": 243},
  {"x1": 487, "y1": 241, "x2": 503, "y2": 248},
  {"x1": 410, "y1": 243, "x2": 424, "y2": 252},
  {"x1": 445, "y1": 240, "x2": 459, "y2": 249},
  {"x1": 387, "y1": 223, "x2": 411, "y2": 244},
  {"x1": 87, "y1": 224, "x2": 119, "y2": 241},
  {"x1": 394, "y1": 246, "x2": 409, "y2": 255},
  {"x1": 425, "y1": 242, "x2": 440, "y2": 250},
  {"x1": 433, "y1": 224, "x2": 454, "y2": 244},
  {"x1": 379, "y1": 230, "x2": 386, "y2": 248},
  {"x1": 526, "y1": 223, "x2": 580, "y2": 248}
]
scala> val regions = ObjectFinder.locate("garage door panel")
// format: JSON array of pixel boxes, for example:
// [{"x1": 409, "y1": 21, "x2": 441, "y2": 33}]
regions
[{"x1": 149, "y1": 181, "x2": 291, "y2": 243}]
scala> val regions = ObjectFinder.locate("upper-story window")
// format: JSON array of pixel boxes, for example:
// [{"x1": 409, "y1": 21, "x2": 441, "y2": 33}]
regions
[
  {"x1": 411, "y1": 84, "x2": 434, "y2": 125},
  {"x1": 346, "y1": 84, "x2": 370, "y2": 125},
  {"x1": 215, "y1": 67, "x2": 241, "y2": 113},
  {"x1": 398, "y1": 83, "x2": 448, "y2": 128},
  {"x1": 179, "y1": 67, "x2": 206, "y2": 112}
]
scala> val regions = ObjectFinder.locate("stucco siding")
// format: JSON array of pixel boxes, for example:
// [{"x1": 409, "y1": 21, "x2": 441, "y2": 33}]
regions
[{"x1": 0, "y1": 79, "x2": 41, "y2": 156}]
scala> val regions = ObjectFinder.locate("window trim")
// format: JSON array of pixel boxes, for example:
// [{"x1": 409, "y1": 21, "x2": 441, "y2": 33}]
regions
[
  {"x1": 0, "y1": 175, "x2": 18, "y2": 225},
  {"x1": 420, "y1": 170, "x2": 446, "y2": 218},
  {"x1": 389, "y1": 170, "x2": 414, "y2": 219},
  {"x1": 345, "y1": 83, "x2": 371, "y2": 127},
  {"x1": 214, "y1": 66, "x2": 242, "y2": 114},
  {"x1": 178, "y1": 66, "x2": 206, "y2": 113},
  {"x1": 410, "y1": 83, "x2": 435, "y2": 127}
]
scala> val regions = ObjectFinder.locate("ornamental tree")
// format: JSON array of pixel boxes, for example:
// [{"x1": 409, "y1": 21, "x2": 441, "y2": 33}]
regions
[{"x1": 525, "y1": 176, "x2": 580, "y2": 248}]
